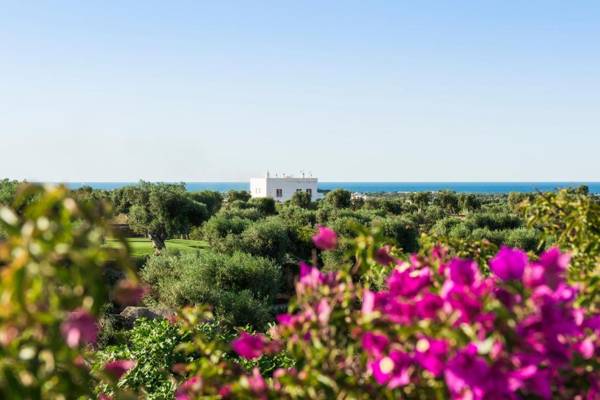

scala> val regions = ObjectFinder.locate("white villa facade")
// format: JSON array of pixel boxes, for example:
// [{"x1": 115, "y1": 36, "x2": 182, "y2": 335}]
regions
[{"x1": 250, "y1": 173, "x2": 322, "y2": 202}]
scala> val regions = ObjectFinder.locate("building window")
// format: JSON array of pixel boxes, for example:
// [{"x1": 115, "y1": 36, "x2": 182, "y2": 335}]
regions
[
  {"x1": 276, "y1": 189, "x2": 283, "y2": 198},
  {"x1": 296, "y1": 188, "x2": 302, "y2": 193},
  {"x1": 306, "y1": 188, "x2": 312, "y2": 196}
]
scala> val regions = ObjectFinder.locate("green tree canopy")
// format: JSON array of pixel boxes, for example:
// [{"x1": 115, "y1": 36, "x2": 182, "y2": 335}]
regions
[
  {"x1": 127, "y1": 182, "x2": 208, "y2": 251},
  {"x1": 324, "y1": 189, "x2": 352, "y2": 209},
  {"x1": 226, "y1": 190, "x2": 251, "y2": 203},
  {"x1": 189, "y1": 190, "x2": 223, "y2": 216},
  {"x1": 290, "y1": 190, "x2": 312, "y2": 209}
]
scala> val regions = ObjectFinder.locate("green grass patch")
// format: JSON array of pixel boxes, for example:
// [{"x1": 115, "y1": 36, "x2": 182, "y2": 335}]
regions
[{"x1": 106, "y1": 237, "x2": 208, "y2": 258}]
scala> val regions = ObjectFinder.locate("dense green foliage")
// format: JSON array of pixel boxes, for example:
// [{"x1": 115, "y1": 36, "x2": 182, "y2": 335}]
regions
[
  {"x1": 110, "y1": 184, "x2": 598, "y2": 331},
  {"x1": 141, "y1": 250, "x2": 281, "y2": 329},
  {"x1": 125, "y1": 182, "x2": 209, "y2": 251},
  {"x1": 189, "y1": 190, "x2": 223, "y2": 216},
  {"x1": 0, "y1": 178, "x2": 19, "y2": 205},
  {"x1": 94, "y1": 318, "x2": 188, "y2": 399},
  {"x1": 518, "y1": 189, "x2": 600, "y2": 306}
]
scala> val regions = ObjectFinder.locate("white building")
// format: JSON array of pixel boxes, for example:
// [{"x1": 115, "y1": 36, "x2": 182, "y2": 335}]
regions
[{"x1": 250, "y1": 172, "x2": 322, "y2": 202}]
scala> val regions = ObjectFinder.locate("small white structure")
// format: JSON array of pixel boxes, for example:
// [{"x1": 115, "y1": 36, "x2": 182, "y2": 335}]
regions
[{"x1": 250, "y1": 172, "x2": 322, "y2": 202}]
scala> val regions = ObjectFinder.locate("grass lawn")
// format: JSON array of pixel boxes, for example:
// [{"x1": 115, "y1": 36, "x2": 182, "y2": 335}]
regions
[{"x1": 106, "y1": 237, "x2": 208, "y2": 258}]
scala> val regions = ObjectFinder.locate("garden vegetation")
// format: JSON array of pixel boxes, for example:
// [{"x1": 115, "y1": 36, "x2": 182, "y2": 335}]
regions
[{"x1": 0, "y1": 181, "x2": 598, "y2": 399}]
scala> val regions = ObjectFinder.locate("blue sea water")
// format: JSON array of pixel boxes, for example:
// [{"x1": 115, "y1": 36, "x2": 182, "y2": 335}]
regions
[{"x1": 64, "y1": 182, "x2": 600, "y2": 194}]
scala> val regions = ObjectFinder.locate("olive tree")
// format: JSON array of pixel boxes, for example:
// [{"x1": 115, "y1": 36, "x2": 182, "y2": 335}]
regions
[
  {"x1": 324, "y1": 189, "x2": 352, "y2": 209},
  {"x1": 127, "y1": 182, "x2": 208, "y2": 251},
  {"x1": 290, "y1": 191, "x2": 312, "y2": 209}
]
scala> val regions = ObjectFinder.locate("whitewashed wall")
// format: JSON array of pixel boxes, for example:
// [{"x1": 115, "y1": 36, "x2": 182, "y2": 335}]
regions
[{"x1": 250, "y1": 177, "x2": 321, "y2": 202}]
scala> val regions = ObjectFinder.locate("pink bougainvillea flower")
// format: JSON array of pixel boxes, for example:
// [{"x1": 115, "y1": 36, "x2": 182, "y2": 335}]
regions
[
  {"x1": 299, "y1": 261, "x2": 313, "y2": 278},
  {"x1": 444, "y1": 344, "x2": 490, "y2": 398},
  {"x1": 416, "y1": 292, "x2": 444, "y2": 319},
  {"x1": 363, "y1": 290, "x2": 416, "y2": 323},
  {"x1": 576, "y1": 337, "x2": 595, "y2": 359},
  {"x1": 383, "y1": 297, "x2": 416, "y2": 325},
  {"x1": 529, "y1": 287, "x2": 580, "y2": 340},
  {"x1": 312, "y1": 225, "x2": 337, "y2": 250},
  {"x1": 448, "y1": 258, "x2": 479, "y2": 286},
  {"x1": 551, "y1": 282, "x2": 578, "y2": 302},
  {"x1": 387, "y1": 267, "x2": 431, "y2": 298},
  {"x1": 538, "y1": 247, "x2": 570, "y2": 273},
  {"x1": 218, "y1": 384, "x2": 232, "y2": 398},
  {"x1": 374, "y1": 245, "x2": 395, "y2": 265},
  {"x1": 525, "y1": 247, "x2": 569, "y2": 289},
  {"x1": 298, "y1": 261, "x2": 323, "y2": 288},
  {"x1": 316, "y1": 298, "x2": 332, "y2": 325},
  {"x1": 415, "y1": 337, "x2": 448, "y2": 377},
  {"x1": 584, "y1": 315, "x2": 600, "y2": 333},
  {"x1": 490, "y1": 246, "x2": 528, "y2": 281},
  {"x1": 442, "y1": 284, "x2": 483, "y2": 324},
  {"x1": 231, "y1": 332, "x2": 266, "y2": 359},
  {"x1": 509, "y1": 366, "x2": 552, "y2": 400},
  {"x1": 104, "y1": 359, "x2": 136, "y2": 380},
  {"x1": 247, "y1": 368, "x2": 267, "y2": 396},
  {"x1": 362, "y1": 332, "x2": 389, "y2": 357},
  {"x1": 60, "y1": 309, "x2": 98, "y2": 348},
  {"x1": 494, "y1": 287, "x2": 521, "y2": 309},
  {"x1": 175, "y1": 376, "x2": 202, "y2": 400},
  {"x1": 362, "y1": 289, "x2": 376, "y2": 315},
  {"x1": 276, "y1": 313, "x2": 295, "y2": 326},
  {"x1": 113, "y1": 279, "x2": 149, "y2": 306},
  {"x1": 369, "y1": 350, "x2": 412, "y2": 389}
]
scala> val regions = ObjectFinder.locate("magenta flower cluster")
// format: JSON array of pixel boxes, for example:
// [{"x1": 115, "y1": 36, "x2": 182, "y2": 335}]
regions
[
  {"x1": 359, "y1": 245, "x2": 599, "y2": 399},
  {"x1": 224, "y1": 238, "x2": 599, "y2": 399}
]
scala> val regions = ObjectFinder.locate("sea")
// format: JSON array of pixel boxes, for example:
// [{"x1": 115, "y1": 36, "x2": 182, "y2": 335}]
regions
[{"x1": 63, "y1": 182, "x2": 600, "y2": 194}]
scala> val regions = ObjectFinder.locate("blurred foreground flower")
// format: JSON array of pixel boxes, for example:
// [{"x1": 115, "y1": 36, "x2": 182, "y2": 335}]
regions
[
  {"x1": 60, "y1": 309, "x2": 98, "y2": 348},
  {"x1": 113, "y1": 279, "x2": 149, "y2": 306},
  {"x1": 312, "y1": 225, "x2": 337, "y2": 250},
  {"x1": 231, "y1": 332, "x2": 266, "y2": 359},
  {"x1": 104, "y1": 359, "x2": 136, "y2": 380}
]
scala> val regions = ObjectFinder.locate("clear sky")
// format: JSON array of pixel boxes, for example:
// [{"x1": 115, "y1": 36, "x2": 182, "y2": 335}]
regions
[{"x1": 1, "y1": 1, "x2": 599, "y2": 182}]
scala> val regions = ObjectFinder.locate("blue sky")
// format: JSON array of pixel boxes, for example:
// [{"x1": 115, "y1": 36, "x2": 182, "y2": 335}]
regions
[{"x1": 1, "y1": 1, "x2": 599, "y2": 182}]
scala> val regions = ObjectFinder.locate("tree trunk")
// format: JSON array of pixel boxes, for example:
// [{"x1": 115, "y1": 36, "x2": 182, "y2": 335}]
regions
[{"x1": 148, "y1": 232, "x2": 166, "y2": 254}]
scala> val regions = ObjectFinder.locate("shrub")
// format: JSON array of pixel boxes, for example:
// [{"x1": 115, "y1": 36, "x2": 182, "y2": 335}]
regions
[
  {"x1": 278, "y1": 205, "x2": 317, "y2": 228},
  {"x1": 324, "y1": 189, "x2": 352, "y2": 209},
  {"x1": 94, "y1": 318, "x2": 187, "y2": 399},
  {"x1": 0, "y1": 178, "x2": 19, "y2": 205},
  {"x1": 248, "y1": 197, "x2": 277, "y2": 216},
  {"x1": 226, "y1": 199, "x2": 250, "y2": 210},
  {"x1": 238, "y1": 217, "x2": 292, "y2": 261},
  {"x1": 202, "y1": 214, "x2": 251, "y2": 251},
  {"x1": 409, "y1": 191, "x2": 432, "y2": 210},
  {"x1": 376, "y1": 215, "x2": 419, "y2": 253},
  {"x1": 225, "y1": 190, "x2": 251, "y2": 203},
  {"x1": 289, "y1": 191, "x2": 312, "y2": 209},
  {"x1": 469, "y1": 211, "x2": 522, "y2": 230},
  {"x1": 459, "y1": 193, "x2": 481, "y2": 212},
  {"x1": 189, "y1": 190, "x2": 223, "y2": 216},
  {"x1": 433, "y1": 190, "x2": 460, "y2": 213},
  {"x1": 431, "y1": 216, "x2": 463, "y2": 237},
  {"x1": 504, "y1": 227, "x2": 541, "y2": 252},
  {"x1": 141, "y1": 251, "x2": 281, "y2": 329}
]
